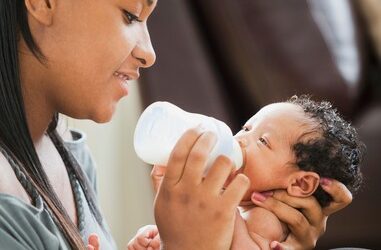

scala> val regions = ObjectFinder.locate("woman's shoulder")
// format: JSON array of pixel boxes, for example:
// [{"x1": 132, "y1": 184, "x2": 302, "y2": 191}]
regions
[
  {"x1": 0, "y1": 192, "x2": 42, "y2": 216},
  {"x1": 0, "y1": 193, "x2": 69, "y2": 250},
  {"x1": 0, "y1": 152, "x2": 31, "y2": 204},
  {"x1": 63, "y1": 128, "x2": 98, "y2": 193}
]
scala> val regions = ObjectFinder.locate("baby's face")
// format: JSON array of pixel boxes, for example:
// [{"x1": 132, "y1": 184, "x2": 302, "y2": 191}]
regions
[{"x1": 234, "y1": 103, "x2": 313, "y2": 201}]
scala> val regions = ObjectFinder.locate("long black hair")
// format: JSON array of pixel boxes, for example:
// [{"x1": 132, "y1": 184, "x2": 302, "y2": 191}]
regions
[{"x1": 0, "y1": 1, "x2": 105, "y2": 248}]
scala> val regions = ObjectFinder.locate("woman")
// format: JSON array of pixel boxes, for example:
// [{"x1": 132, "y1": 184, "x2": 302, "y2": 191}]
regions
[{"x1": 0, "y1": 0, "x2": 352, "y2": 249}]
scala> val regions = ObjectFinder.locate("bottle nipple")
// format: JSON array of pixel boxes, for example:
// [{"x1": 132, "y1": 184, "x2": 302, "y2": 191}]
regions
[
  {"x1": 232, "y1": 138, "x2": 246, "y2": 170},
  {"x1": 238, "y1": 139, "x2": 247, "y2": 169}
]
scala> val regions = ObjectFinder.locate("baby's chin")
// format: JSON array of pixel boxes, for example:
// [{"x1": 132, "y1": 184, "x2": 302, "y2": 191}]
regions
[{"x1": 238, "y1": 189, "x2": 254, "y2": 206}]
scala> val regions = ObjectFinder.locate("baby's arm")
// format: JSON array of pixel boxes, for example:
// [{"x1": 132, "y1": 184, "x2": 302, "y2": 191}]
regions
[{"x1": 235, "y1": 206, "x2": 288, "y2": 250}]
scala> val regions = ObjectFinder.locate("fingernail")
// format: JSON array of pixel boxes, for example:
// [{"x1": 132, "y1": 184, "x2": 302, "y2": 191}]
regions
[
  {"x1": 261, "y1": 191, "x2": 274, "y2": 197},
  {"x1": 196, "y1": 124, "x2": 206, "y2": 133},
  {"x1": 252, "y1": 192, "x2": 267, "y2": 202},
  {"x1": 320, "y1": 177, "x2": 332, "y2": 186}
]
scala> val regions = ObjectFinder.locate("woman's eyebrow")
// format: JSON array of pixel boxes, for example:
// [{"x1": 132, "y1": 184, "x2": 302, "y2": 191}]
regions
[{"x1": 146, "y1": 0, "x2": 154, "y2": 6}]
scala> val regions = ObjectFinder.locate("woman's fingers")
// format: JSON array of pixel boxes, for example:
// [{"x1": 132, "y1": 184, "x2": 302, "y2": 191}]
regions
[
  {"x1": 320, "y1": 178, "x2": 352, "y2": 216},
  {"x1": 181, "y1": 131, "x2": 217, "y2": 185},
  {"x1": 162, "y1": 128, "x2": 203, "y2": 188},
  {"x1": 270, "y1": 190, "x2": 324, "y2": 227},
  {"x1": 251, "y1": 193, "x2": 312, "y2": 242},
  {"x1": 223, "y1": 174, "x2": 250, "y2": 210},
  {"x1": 202, "y1": 155, "x2": 235, "y2": 195}
]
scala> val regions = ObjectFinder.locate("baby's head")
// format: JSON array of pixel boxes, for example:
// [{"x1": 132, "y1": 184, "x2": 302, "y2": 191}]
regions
[{"x1": 234, "y1": 95, "x2": 365, "y2": 206}]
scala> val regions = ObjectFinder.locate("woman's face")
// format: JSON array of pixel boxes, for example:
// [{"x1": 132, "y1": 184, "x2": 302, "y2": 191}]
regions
[{"x1": 27, "y1": 0, "x2": 157, "y2": 122}]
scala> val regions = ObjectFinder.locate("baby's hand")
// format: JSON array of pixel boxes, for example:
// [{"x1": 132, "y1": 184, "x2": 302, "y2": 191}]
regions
[
  {"x1": 127, "y1": 225, "x2": 160, "y2": 250},
  {"x1": 87, "y1": 233, "x2": 100, "y2": 250}
]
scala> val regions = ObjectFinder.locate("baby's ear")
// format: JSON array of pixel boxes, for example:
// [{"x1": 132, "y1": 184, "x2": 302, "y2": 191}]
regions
[{"x1": 287, "y1": 171, "x2": 320, "y2": 197}]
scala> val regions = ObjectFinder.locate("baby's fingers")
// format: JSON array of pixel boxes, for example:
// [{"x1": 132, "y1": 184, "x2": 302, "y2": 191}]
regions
[
  {"x1": 148, "y1": 233, "x2": 161, "y2": 250},
  {"x1": 87, "y1": 234, "x2": 100, "y2": 250},
  {"x1": 137, "y1": 234, "x2": 151, "y2": 248},
  {"x1": 127, "y1": 235, "x2": 150, "y2": 250},
  {"x1": 269, "y1": 241, "x2": 294, "y2": 250}
]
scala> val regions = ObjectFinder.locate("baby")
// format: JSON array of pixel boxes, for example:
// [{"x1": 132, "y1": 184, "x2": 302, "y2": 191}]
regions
[
  {"x1": 128, "y1": 95, "x2": 365, "y2": 249},
  {"x1": 229, "y1": 95, "x2": 364, "y2": 248}
]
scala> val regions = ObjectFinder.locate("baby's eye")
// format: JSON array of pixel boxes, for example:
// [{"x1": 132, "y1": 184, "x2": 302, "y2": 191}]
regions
[
  {"x1": 242, "y1": 126, "x2": 250, "y2": 132},
  {"x1": 259, "y1": 137, "x2": 268, "y2": 146}
]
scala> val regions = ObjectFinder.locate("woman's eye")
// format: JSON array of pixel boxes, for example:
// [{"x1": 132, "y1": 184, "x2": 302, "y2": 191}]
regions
[
  {"x1": 122, "y1": 10, "x2": 141, "y2": 24},
  {"x1": 259, "y1": 137, "x2": 268, "y2": 146}
]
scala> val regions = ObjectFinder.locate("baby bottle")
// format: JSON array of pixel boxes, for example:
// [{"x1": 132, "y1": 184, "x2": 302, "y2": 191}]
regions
[{"x1": 133, "y1": 101, "x2": 244, "y2": 172}]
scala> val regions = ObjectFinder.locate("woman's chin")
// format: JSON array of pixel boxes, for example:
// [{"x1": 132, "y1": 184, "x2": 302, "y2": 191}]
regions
[
  {"x1": 94, "y1": 113, "x2": 113, "y2": 123},
  {"x1": 90, "y1": 106, "x2": 116, "y2": 123}
]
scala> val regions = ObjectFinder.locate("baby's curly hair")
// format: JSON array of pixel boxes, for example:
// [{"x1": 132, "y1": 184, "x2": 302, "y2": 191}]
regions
[{"x1": 287, "y1": 95, "x2": 365, "y2": 207}]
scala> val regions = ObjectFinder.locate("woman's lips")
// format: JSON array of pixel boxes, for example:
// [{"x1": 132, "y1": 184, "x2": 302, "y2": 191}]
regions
[
  {"x1": 113, "y1": 71, "x2": 130, "y2": 80},
  {"x1": 114, "y1": 70, "x2": 139, "y2": 81},
  {"x1": 113, "y1": 71, "x2": 130, "y2": 96}
]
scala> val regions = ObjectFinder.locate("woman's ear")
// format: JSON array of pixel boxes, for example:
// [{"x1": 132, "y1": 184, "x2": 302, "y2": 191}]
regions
[
  {"x1": 24, "y1": 0, "x2": 56, "y2": 26},
  {"x1": 287, "y1": 171, "x2": 320, "y2": 197}
]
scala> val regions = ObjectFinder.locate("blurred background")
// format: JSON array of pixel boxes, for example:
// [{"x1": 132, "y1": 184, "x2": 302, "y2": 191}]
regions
[{"x1": 72, "y1": 0, "x2": 381, "y2": 248}]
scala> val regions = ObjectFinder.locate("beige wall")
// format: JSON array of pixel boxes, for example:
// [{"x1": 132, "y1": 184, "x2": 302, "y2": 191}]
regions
[{"x1": 68, "y1": 81, "x2": 155, "y2": 248}]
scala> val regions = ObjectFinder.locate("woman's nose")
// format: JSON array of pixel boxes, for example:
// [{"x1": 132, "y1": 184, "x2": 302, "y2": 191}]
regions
[{"x1": 132, "y1": 37, "x2": 156, "y2": 68}]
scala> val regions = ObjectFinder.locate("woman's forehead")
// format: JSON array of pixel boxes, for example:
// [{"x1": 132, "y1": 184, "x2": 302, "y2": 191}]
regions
[{"x1": 131, "y1": 0, "x2": 156, "y2": 7}]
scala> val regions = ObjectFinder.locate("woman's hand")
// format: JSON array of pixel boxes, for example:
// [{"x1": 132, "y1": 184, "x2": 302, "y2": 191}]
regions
[
  {"x1": 127, "y1": 225, "x2": 161, "y2": 250},
  {"x1": 251, "y1": 178, "x2": 352, "y2": 250},
  {"x1": 154, "y1": 128, "x2": 250, "y2": 250}
]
